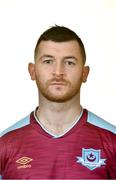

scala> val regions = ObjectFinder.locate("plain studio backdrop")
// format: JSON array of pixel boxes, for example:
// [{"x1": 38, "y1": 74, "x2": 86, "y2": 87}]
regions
[{"x1": 0, "y1": 0, "x2": 116, "y2": 132}]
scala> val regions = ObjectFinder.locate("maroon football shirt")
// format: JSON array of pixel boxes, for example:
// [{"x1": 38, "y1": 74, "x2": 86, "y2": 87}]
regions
[{"x1": 0, "y1": 109, "x2": 116, "y2": 179}]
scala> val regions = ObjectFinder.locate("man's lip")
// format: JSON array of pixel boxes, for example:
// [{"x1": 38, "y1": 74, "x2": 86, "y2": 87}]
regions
[{"x1": 50, "y1": 82, "x2": 67, "y2": 85}]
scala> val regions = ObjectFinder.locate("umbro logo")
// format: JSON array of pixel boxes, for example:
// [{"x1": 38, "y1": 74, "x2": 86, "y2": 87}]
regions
[{"x1": 16, "y1": 156, "x2": 33, "y2": 169}]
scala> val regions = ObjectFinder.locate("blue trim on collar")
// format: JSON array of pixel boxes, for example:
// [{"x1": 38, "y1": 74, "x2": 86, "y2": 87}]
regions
[
  {"x1": 87, "y1": 111, "x2": 116, "y2": 134},
  {"x1": 0, "y1": 115, "x2": 30, "y2": 137}
]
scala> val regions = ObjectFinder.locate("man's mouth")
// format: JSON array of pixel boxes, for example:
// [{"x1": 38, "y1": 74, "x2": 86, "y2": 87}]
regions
[{"x1": 50, "y1": 81, "x2": 67, "y2": 86}]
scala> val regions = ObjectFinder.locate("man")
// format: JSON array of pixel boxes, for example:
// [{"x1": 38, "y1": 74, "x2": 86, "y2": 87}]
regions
[{"x1": 0, "y1": 25, "x2": 116, "y2": 179}]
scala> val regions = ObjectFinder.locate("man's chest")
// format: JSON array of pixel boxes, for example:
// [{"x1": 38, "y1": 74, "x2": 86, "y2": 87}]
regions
[{"x1": 2, "y1": 133, "x2": 110, "y2": 179}]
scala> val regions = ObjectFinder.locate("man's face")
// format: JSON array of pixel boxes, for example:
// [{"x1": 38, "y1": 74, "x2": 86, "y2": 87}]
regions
[{"x1": 29, "y1": 40, "x2": 89, "y2": 102}]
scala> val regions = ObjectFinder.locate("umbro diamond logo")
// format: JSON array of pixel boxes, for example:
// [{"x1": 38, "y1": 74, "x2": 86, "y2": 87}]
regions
[{"x1": 16, "y1": 156, "x2": 33, "y2": 169}]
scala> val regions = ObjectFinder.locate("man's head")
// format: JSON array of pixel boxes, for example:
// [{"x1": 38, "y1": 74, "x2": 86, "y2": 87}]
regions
[
  {"x1": 29, "y1": 25, "x2": 89, "y2": 103},
  {"x1": 34, "y1": 25, "x2": 86, "y2": 65}
]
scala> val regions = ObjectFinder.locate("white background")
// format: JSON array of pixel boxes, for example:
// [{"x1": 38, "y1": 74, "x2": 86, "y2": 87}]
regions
[{"x1": 0, "y1": 0, "x2": 116, "y2": 132}]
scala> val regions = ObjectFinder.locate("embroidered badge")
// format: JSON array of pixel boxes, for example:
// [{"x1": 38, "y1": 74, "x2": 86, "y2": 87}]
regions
[{"x1": 76, "y1": 148, "x2": 106, "y2": 170}]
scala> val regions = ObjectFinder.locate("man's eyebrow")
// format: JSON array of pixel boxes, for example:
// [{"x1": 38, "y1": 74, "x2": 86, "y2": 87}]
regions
[
  {"x1": 39, "y1": 55, "x2": 78, "y2": 61},
  {"x1": 39, "y1": 54, "x2": 54, "y2": 60},
  {"x1": 63, "y1": 56, "x2": 78, "y2": 61}
]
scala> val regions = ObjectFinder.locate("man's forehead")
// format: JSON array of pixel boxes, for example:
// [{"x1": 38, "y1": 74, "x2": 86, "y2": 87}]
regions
[
  {"x1": 38, "y1": 40, "x2": 81, "y2": 54},
  {"x1": 35, "y1": 40, "x2": 83, "y2": 63},
  {"x1": 39, "y1": 40, "x2": 80, "y2": 47}
]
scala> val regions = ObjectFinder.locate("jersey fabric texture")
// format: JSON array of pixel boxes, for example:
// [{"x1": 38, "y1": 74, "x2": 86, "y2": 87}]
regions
[{"x1": 0, "y1": 108, "x2": 116, "y2": 179}]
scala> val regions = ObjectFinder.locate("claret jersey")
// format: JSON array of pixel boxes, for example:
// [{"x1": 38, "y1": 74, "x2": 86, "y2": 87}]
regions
[{"x1": 0, "y1": 108, "x2": 116, "y2": 179}]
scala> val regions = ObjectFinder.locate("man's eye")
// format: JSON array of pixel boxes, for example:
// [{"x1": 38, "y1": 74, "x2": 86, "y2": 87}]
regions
[
  {"x1": 43, "y1": 59, "x2": 53, "y2": 64},
  {"x1": 65, "y1": 61, "x2": 76, "y2": 65}
]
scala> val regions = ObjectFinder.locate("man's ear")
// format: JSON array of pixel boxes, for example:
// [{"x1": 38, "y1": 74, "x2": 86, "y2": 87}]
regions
[
  {"x1": 28, "y1": 63, "x2": 36, "y2": 80},
  {"x1": 82, "y1": 66, "x2": 90, "y2": 83}
]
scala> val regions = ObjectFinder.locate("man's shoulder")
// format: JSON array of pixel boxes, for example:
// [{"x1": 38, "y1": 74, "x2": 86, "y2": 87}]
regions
[
  {"x1": 0, "y1": 114, "x2": 30, "y2": 137},
  {"x1": 87, "y1": 111, "x2": 116, "y2": 134}
]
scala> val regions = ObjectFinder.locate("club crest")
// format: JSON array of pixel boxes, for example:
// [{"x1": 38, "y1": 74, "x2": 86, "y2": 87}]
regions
[{"x1": 76, "y1": 148, "x2": 106, "y2": 170}]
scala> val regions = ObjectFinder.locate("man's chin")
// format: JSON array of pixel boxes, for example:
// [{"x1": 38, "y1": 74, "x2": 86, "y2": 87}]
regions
[{"x1": 42, "y1": 93, "x2": 75, "y2": 103}]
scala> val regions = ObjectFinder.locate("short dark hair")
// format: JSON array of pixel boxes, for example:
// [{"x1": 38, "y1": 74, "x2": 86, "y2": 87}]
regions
[{"x1": 34, "y1": 25, "x2": 86, "y2": 64}]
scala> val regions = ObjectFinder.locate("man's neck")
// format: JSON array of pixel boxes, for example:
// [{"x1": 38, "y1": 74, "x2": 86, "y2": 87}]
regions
[{"x1": 36, "y1": 95, "x2": 82, "y2": 136}]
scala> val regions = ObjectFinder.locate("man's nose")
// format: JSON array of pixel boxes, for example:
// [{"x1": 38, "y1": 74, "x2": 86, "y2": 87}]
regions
[{"x1": 52, "y1": 62, "x2": 64, "y2": 76}]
